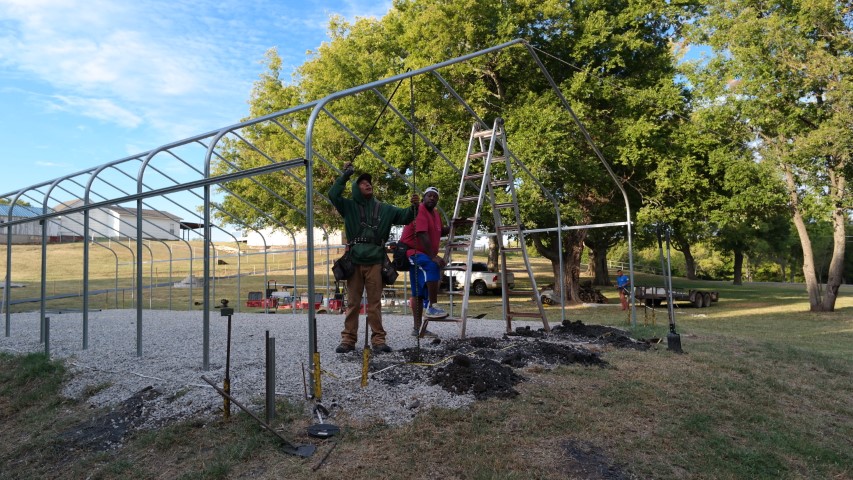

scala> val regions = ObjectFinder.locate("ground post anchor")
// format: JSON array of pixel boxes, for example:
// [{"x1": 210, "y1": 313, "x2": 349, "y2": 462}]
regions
[{"x1": 220, "y1": 299, "x2": 234, "y2": 420}]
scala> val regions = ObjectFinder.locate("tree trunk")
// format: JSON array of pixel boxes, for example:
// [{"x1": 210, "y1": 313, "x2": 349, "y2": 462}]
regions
[
  {"x1": 820, "y1": 171, "x2": 847, "y2": 312},
  {"x1": 487, "y1": 236, "x2": 498, "y2": 272},
  {"x1": 670, "y1": 230, "x2": 697, "y2": 280},
  {"x1": 533, "y1": 231, "x2": 586, "y2": 304},
  {"x1": 589, "y1": 247, "x2": 610, "y2": 286},
  {"x1": 784, "y1": 166, "x2": 822, "y2": 311},
  {"x1": 584, "y1": 234, "x2": 618, "y2": 286},
  {"x1": 732, "y1": 248, "x2": 744, "y2": 285},
  {"x1": 683, "y1": 248, "x2": 697, "y2": 280}
]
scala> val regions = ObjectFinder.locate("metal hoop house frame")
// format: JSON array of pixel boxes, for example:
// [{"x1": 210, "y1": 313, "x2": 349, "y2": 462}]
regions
[{"x1": 1, "y1": 39, "x2": 636, "y2": 395}]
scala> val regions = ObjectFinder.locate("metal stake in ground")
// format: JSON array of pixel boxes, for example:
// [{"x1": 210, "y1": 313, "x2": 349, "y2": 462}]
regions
[
  {"x1": 660, "y1": 226, "x2": 683, "y2": 353},
  {"x1": 220, "y1": 299, "x2": 234, "y2": 420}
]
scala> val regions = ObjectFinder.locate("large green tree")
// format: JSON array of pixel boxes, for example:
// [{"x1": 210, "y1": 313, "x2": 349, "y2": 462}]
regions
[
  {"x1": 685, "y1": 0, "x2": 852, "y2": 311},
  {"x1": 219, "y1": 0, "x2": 693, "y2": 303}
]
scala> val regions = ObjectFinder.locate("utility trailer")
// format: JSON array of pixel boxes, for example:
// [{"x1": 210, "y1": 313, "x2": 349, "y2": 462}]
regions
[{"x1": 634, "y1": 286, "x2": 719, "y2": 308}]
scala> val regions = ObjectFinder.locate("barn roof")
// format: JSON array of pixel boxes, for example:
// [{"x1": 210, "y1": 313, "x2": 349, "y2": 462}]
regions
[{"x1": 0, "y1": 204, "x2": 53, "y2": 219}]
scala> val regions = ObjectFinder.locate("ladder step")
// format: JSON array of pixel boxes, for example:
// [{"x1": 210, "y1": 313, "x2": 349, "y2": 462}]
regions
[
  {"x1": 451, "y1": 217, "x2": 474, "y2": 226},
  {"x1": 491, "y1": 179, "x2": 510, "y2": 187},
  {"x1": 487, "y1": 156, "x2": 506, "y2": 163},
  {"x1": 469, "y1": 151, "x2": 488, "y2": 159},
  {"x1": 424, "y1": 316, "x2": 463, "y2": 323},
  {"x1": 464, "y1": 172, "x2": 485, "y2": 181},
  {"x1": 473, "y1": 129, "x2": 495, "y2": 139},
  {"x1": 507, "y1": 289, "x2": 536, "y2": 296},
  {"x1": 459, "y1": 196, "x2": 480, "y2": 203},
  {"x1": 448, "y1": 242, "x2": 471, "y2": 249},
  {"x1": 497, "y1": 225, "x2": 520, "y2": 233},
  {"x1": 493, "y1": 202, "x2": 515, "y2": 209}
]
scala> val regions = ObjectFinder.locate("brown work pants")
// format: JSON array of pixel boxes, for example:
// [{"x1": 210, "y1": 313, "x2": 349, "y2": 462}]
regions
[{"x1": 341, "y1": 263, "x2": 387, "y2": 347}]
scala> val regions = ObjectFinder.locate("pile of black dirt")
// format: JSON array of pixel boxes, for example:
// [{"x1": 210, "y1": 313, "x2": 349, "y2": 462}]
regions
[
  {"x1": 500, "y1": 340, "x2": 606, "y2": 368},
  {"x1": 58, "y1": 386, "x2": 161, "y2": 451},
  {"x1": 552, "y1": 320, "x2": 651, "y2": 351},
  {"x1": 391, "y1": 334, "x2": 613, "y2": 399},
  {"x1": 431, "y1": 355, "x2": 523, "y2": 400}
]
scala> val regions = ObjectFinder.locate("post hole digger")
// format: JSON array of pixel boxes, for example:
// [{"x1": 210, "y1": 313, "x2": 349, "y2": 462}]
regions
[{"x1": 362, "y1": 305, "x2": 371, "y2": 387}]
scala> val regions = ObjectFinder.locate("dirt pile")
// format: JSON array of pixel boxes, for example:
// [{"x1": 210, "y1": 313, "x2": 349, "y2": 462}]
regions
[
  {"x1": 431, "y1": 355, "x2": 523, "y2": 399},
  {"x1": 551, "y1": 320, "x2": 653, "y2": 351},
  {"x1": 58, "y1": 386, "x2": 161, "y2": 451},
  {"x1": 378, "y1": 321, "x2": 650, "y2": 400}
]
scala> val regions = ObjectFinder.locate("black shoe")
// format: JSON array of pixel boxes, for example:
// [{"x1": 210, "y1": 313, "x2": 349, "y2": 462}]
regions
[
  {"x1": 335, "y1": 343, "x2": 355, "y2": 353},
  {"x1": 372, "y1": 344, "x2": 393, "y2": 353}
]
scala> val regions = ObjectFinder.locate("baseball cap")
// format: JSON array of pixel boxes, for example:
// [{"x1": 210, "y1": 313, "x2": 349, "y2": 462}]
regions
[
  {"x1": 424, "y1": 186, "x2": 439, "y2": 196},
  {"x1": 355, "y1": 173, "x2": 372, "y2": 185}
]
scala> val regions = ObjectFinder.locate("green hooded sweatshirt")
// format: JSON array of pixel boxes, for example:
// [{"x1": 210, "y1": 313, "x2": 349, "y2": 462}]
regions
[{"x1": 329, "y1": 171, "x2": 416, "y2": 265}]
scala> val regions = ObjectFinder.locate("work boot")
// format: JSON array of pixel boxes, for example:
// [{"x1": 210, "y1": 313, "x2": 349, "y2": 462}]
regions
[
  {"x1": 372, "y1": 344, "x2": 393, "y2": 353},
  {"x1": 425, "y1": 304, "x2": 448, "y2": 319},
  {"x1": 335, "y1": 343, "x2": 355, "y2": 353}
]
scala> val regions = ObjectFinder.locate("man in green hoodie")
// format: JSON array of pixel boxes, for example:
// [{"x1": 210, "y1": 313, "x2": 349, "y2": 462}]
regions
[{"x1": 330, "y1": 161, "x2": 419, "y2": 353}]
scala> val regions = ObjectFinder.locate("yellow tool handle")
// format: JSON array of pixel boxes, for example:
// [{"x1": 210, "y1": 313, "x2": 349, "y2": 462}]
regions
[
  {"x1": 361, "y1": 348, "x2": 370, "y2": 387},
  {"x1": 313, "y1": 352, "x2": 322, "y2": 400}
]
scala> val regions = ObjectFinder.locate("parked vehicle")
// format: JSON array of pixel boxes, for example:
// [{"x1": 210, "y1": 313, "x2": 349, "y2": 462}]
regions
[
  {"x1": 634, "y1": 286, "x2": 719, "y2": 308},
  {"x1": 441, "y1": 261, "x2": 515, "y2": 295},
  {"x1": 246, "y1": 280, "x2": 281, "y2": 309}
]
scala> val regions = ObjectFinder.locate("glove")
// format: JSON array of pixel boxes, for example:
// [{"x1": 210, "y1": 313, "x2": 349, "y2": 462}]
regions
[{"x1": 342, "y1": 162, "x2": 354, "y2": 179}]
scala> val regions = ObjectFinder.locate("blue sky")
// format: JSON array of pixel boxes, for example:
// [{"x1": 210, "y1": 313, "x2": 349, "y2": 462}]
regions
[{"x1": 0, "y1": 0, "x2": 391, "y2": 198}]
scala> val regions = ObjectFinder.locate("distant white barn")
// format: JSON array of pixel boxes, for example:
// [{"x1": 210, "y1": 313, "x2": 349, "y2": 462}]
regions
[
  {"x1": 54, "y1": 199, "x2": 182, "y2": 240},
  {"x1": 242, "y1": 226, "x2": 345, "y2": 248},
  {"x1": 0, "y1": 204, "x2": 61, "y2": 244}
]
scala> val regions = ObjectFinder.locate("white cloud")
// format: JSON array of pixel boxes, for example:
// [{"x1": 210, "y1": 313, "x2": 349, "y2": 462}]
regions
[
  {"x1": 0, "y1": 0, "x2": 393, "y2": 147},
  {"x1": 35, "y1": 160, "x2": 71, "y2": 168},
  {"x1": 49, "y1": 95, "x2": 142, "y2": 128}
]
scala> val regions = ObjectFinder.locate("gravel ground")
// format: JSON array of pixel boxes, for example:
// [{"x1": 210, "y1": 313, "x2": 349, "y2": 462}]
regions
[{"x1": 0, "y1": 309, "x2": 547, "y2": 430}]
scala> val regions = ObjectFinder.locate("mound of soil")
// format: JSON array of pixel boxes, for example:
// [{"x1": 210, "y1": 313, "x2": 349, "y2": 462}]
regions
[
  {"x1": 431, "y1": 356, "x2": 522, "y2": 399},
  {"x1": 58, "y1": 386, "x2": 161, "y2": 451},
  {"x1": 385, "y1": 323, "x2": 650, "y2": 401},
  {"x1": 500, "y1": 341, "x2": 605, "y2": 368},
  {"x1": 552, "y1": 320, "x2": 651, "y2": 351}
]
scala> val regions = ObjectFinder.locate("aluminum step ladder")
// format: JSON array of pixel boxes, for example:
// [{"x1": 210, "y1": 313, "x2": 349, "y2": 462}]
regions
[{"x1": 425, "y1": 118, "x2": 549, "y2": 337}]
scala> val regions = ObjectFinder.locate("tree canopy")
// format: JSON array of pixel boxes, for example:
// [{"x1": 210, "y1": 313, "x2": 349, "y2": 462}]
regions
[{"x1": 215, "y1": 0, "x2": 851, "y2": 311}]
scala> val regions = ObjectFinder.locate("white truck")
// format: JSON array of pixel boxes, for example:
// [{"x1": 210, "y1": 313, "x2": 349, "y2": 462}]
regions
[{"x1": 441, "y1": 261, "x2": 515, "y2": 296}]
